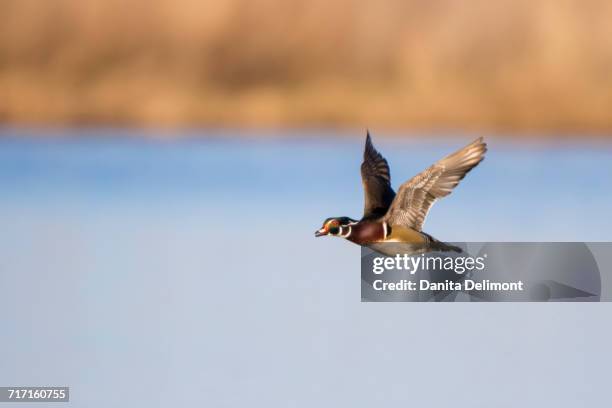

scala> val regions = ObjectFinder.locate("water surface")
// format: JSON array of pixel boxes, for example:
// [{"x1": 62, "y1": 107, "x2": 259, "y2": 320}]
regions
[{"x1": 1, "y1": 128, "x2": 611, "y2": 407}]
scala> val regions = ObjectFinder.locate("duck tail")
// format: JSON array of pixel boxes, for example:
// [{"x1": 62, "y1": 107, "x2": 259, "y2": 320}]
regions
[
  {"x1": 434, "y1": 241, "x2": 463, "y2": 253},
  {"x1": 423, "y1": 233, "x2": 463, "y2": 253}
]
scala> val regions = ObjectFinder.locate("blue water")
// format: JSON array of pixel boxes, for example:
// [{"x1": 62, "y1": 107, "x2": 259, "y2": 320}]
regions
[{"x1": 1, "y1": 128, "x2": 612, "y2": 407}]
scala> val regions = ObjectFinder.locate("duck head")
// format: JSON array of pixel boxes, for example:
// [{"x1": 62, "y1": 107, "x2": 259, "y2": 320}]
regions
[{"x1": 315, "y1": 217, "x2": 357, "y2": 237}]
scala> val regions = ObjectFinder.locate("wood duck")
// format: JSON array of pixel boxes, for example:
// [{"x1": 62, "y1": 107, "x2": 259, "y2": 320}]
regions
[{"x1": 315, "y1": 132, "x2": 487, "y2": 254}]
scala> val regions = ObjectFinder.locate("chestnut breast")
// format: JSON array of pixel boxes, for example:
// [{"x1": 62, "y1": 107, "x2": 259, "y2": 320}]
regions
[{"x1": 347, "y1": 222, "x2": 384, "y2": 245}]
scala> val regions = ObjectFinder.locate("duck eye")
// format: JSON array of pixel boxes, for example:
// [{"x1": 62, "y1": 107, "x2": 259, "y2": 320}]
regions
[{"x1": 326, "y1": 220, "x2": 341, "y2": 234}]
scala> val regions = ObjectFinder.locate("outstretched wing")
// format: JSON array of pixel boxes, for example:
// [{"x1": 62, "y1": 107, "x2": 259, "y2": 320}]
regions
[
  {"x1": 360, "y1": 132, "x2": 396, "y2": 220},
  {"x1": 383, "y1": 137, "x2": 487, "y2": 231}
]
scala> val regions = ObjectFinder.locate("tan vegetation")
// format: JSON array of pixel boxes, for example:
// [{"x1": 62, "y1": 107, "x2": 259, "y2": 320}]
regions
[{"x1": 1, "y1": 0, "x2": 612, "y2": 132}]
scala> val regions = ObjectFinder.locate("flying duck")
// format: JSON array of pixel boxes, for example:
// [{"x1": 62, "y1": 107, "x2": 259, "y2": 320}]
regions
[{"x1": 315, "y1": 132, "x2": 487, "y2": 254}]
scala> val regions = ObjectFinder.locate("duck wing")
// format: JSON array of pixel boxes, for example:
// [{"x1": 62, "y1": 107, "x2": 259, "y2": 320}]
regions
[
  {"x1": 360, "y1": 131, "x2": 396, "y2": 220},
  {"x1": 383, "y1": 137, "x2": 487, "y2": 231}
]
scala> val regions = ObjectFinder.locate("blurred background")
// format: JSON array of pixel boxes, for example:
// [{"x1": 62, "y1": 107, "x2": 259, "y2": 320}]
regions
[
  {"x1": 2, "y1": 0, "x2": 612, "y2": 132},
  {"x1": 1, "y1": 1, "x2": 612, "y2": 407}
]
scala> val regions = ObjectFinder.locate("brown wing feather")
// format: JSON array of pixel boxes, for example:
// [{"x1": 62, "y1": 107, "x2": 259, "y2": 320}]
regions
[
  {"x1": 383, "y1": 137, "x2": 487, "y2": 231},
  {"x1": 360, "y1": 132, "x2": 396, "y2": 220}
]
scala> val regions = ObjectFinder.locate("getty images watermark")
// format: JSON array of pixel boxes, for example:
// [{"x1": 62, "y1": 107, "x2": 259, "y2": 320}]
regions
[{"x1": 361, "y1": 243, "x2": 609, "y2": 302}]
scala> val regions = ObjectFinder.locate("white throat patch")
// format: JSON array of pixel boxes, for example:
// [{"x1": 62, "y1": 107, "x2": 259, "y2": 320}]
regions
[{"x1": 340, "y1": 225, "x2": 352, "y2": 238}]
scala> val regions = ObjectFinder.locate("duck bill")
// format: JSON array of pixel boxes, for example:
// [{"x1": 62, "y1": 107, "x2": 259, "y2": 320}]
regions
[{"x1": 315, "y1": 228, "x2": 328, "y2": 237}]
